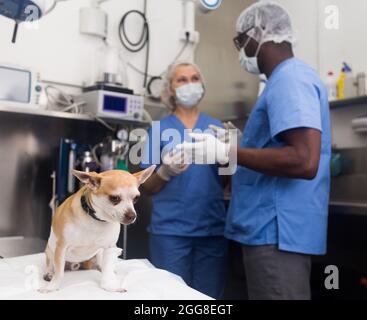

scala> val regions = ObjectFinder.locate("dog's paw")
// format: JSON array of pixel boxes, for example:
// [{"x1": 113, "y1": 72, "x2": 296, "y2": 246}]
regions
[{"x1": 43, "y1": 273, "x2": 53, "y2": 282}]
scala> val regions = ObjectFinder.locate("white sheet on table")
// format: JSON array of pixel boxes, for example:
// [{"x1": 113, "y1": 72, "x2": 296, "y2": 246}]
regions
[{"x1": 0, "y1": 253, "x2": 212, "y2": 300}]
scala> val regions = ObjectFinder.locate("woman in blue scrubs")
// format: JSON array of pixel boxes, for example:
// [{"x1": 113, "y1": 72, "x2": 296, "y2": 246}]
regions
[{"x1": 140, "y1": 62, "x2": 228, "y2": 299}]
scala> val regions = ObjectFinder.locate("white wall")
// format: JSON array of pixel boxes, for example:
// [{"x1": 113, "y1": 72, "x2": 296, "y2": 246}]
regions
[
  {"x1": 275, "y1": 0, "x2": 320, "y2": 70},
  {"x1": 276, "y1": 0, "x2": 367, "y2": 149},
  {"x1": 196, "y1": 0, "x2": 259, "y2": 121},
  {"x1": 0, "y1": 0, "x2": 193, "y2": 95},
  {"x1": 277, "y1": 0, "x2": 367, "y2": 81},
  {"x1": 318, "y1": 0, "x2": 367, "y2": 79}
]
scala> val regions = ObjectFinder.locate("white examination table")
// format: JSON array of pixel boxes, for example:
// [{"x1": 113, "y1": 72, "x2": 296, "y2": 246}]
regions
[{"x1": 0, "y1": 254, "x2": 212, "y2": 300}]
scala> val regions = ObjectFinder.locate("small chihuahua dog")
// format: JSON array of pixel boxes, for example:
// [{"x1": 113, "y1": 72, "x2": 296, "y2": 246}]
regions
[{"x1": 40, "y1": 166, "x2": 156, "y2": 293}]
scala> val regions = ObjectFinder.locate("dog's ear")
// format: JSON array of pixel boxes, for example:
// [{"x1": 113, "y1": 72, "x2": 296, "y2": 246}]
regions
[
  {"x1": 133, "y1": 165, "x2": 156, "y2": 185},
  {"x1": 72, "y1": 170, "x2": 101, "y2": 191}
]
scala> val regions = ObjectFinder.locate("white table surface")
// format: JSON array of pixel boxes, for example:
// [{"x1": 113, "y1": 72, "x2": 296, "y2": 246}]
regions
[{"x1": 0, "y1": 253, "x2": 212, "y2": 300}]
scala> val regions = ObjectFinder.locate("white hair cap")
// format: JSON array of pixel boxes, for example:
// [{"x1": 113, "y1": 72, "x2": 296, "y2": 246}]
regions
[
  {"x1": 160, "y1": 61, "x2": 206, "y2": 112},
  {"x1": 236, "y1": 1, "x2": 295, "y2": 45}
]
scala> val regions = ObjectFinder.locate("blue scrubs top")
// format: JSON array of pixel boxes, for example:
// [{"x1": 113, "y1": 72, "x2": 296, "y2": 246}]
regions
[
  {"x1": 225, "y1": 58, "x2": 331, "y2": 255},
  {"x1": 141, "y1": 113, "x2": 226, "y2": 237}
]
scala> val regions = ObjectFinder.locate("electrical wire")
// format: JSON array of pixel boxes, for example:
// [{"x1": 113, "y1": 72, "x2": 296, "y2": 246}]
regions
[
  {"x1": 40, "y1": 79, "x2": 83, "y2": 89},
  {"x1": 127, "y1": 36, "x2": 190, "y2": 79},
  {"x1": 45, "y1": 85, "x2": 85, "y2": 114},
  {"x1": 127, "y1": 62, "x2": 157, "y2": 79},
  {"x1": 143, "y1": 0, "x2": 150, "y2": 89},
  {"x1": 45, "y1": 86, "x2": 72, "y2": 105},
  {"x1": 44, "y1": 1, "x2": 58, "y2": 15},
  {"x1": 118, "y1": 10, "x2": 149, "y2": 53},
  {"x1": 45, "y1": 87, "x2": 138, "y2": 131},
  {"x1": 118, "y1": 1, "x2": 193, "y2": 94},
  {"x1": 94, "y1": 0, "x2": 110, "y2": 5},
  {"x1": 160, "y1": 36, "x2": 190, "y2": 77},
  {"x1": 44, "y1": 0, "x2": 70, "y2": 15},
  {"x1": 91, "y1": 143, "x2": 104, "y2": 167},
  {"x1": 118, "y1": 0, "x2": 150, "y2": 88},
  {"x1": 86, "y1": 112, "x2": 116, "y2": 131},
  {"x1": 142, "y1": 109, "x2": 153, "y2": 123}
]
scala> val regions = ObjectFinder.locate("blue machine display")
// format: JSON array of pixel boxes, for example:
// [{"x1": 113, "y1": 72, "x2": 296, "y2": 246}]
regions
[{"x1": 82, "y1": 88, "x2": 144, "y2": 121}]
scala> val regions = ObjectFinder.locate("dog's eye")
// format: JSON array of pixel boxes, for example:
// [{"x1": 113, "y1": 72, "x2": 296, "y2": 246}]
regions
[
  {"x1": 133, "y1": 196, "x2": 140, "y2": 204},
  {"x1": 109, "y1": 195, "x2": 121, "y2": 205}
]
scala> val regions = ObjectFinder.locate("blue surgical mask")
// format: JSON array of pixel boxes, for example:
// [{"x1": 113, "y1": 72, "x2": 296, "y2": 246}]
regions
[
  {"x1": 175, "y1": 83, "x2": 204, "y2": 108},
  {"x1": 239, "y1": 38, "x2": 262, "y2": 75}
]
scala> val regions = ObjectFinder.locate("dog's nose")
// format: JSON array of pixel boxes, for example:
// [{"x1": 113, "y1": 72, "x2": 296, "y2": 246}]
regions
[{"x1": 124, "y1": 210, "x2": 136, "y2": 223}]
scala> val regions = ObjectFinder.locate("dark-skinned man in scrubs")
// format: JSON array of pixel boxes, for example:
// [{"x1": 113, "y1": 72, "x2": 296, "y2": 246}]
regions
[{"x1": 177, "y1": 1, "x2": 331, "y2": 300}]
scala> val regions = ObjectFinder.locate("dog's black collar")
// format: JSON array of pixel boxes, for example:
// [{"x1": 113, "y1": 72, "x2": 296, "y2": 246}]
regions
[{"x1": 81, "y1": 194, "x2": 106, "y2": 223}]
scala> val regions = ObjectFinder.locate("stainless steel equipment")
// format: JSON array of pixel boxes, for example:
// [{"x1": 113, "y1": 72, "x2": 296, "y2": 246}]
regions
[
  {"x1": 81, "y1": 42, "x2": 143, "y2": 122},
  {"x1": 0, "y1": 108, "x2": 113, "y2": 257},
  {"x1": 330, "y1": 147, "x2": 367, "y2": 215},
  {"x1": 92, "y1": 136, "x2": 129, "y2": 172},
  {"x1": 79, "y1": 151, "x2": 98, "y2": 172},
  {"x1": 357, "y1": 72, "x2": 367, "y2": 96},
  {"x1": 93, "y1": 45, "x2": 127, "y2": 86}
]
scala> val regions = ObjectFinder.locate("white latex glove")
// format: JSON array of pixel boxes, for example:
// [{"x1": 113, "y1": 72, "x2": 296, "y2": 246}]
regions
[
  {"x1": 156, "y1": 149, "x2": 189, "y2": 181},
  {"x1": 209, "y1": 121, "x2": 242, "y2": 145},
  {"x1": 176, "y1": 133, "x2": 230, "y2": 165}
]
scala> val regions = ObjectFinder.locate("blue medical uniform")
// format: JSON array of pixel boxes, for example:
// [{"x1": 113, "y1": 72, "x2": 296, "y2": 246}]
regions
[
  {"x1": 141, "y1": 113, "x2": 228, "y2": 299},
  {"x1": 225, "y1": 58, "x2": 331, "y2": 255}
]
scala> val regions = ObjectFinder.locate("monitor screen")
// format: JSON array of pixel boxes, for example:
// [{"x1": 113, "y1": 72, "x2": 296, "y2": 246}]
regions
[
  {"x1": 0, "y1": 66, "x2": 31, "y2": 103},
  {"x1": 103, "y1": 95, "x2": 127, "y2": 113}
]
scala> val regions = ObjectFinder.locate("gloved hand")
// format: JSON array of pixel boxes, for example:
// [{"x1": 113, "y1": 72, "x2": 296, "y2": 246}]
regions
[
  {"x1": 209, "y1": 121, "x2": 242, "y2": 145},
  {"x1": 156, "y1": 149, "x2": 189, "y2": 181},
  {"x1": 176, "y1": 133, "x2": 230, "y2": 165}
]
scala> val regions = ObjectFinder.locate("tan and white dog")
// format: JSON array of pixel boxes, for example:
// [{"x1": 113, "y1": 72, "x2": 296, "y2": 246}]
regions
[{"x1": 40, "y1": 166, "x2": 156, "y2": 293}]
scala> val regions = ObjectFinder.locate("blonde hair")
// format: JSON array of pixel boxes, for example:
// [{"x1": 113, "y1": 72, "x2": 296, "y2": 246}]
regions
[{"x1": 160, "y1": 61, "x2": 206, "y2": 112}]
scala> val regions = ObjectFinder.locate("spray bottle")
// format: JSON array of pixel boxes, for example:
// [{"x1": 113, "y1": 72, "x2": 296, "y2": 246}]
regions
[
  {"x1": 326, "y1": 71, "x2": 337, "y2": 101},
  {"x1": 337, "y1": 62, "x2": 352, "y2": 100}
]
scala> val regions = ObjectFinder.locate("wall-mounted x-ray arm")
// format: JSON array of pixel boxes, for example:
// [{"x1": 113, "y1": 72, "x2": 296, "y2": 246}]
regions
[{"x1": 0, "y1": 0, "x2": 70, "y2": 43}]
